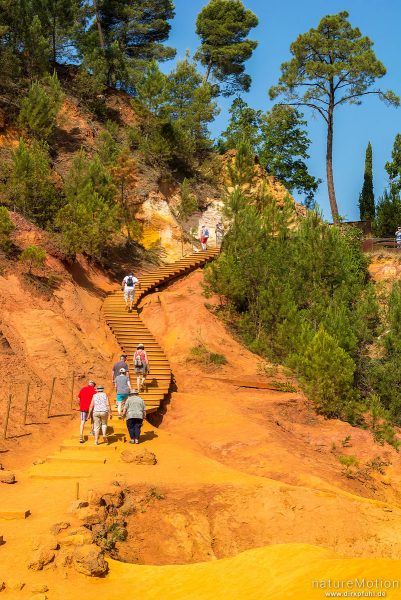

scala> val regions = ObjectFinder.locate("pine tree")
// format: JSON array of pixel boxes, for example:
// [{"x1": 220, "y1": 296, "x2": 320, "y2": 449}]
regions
[
  {"x1": 358, "y1": 142, "x2": 375, "y2": 221},
  {"x1": 218, "y1": 98, "x2": 262, "y2": 153},
  {"x1": 195, "y1": 0, "x2": 258, "y2": 96},
  {"x1": 270, "y1": 11, "x2": 399, "y2": 223},
  {"x1": 259, "y1": 105, "x2": 320, "y2": 208},
  {"x1": 18, "y1": 72, "x2": 64, "y2": 141},
  {"x1": 110, "y1": 148, "x2": 140, "y2": 241},
  {"x1": 374, "y1": 189, "x2": 401, "y2": 237},
  {"x1": 79, "y1": 0, "x2": 176, "y2": 89},
  {"x1": 56, "y1": 185, "x2": 120, "y2": 258},
  {"x1": 0, "y1": 207, "x2": 15, "y2": 252},
  {"x1": 385, "y1": 133, "x2": 401, "y2": 196},
  {"x1": 166, "y1": 54, "x2": 218, "y2": 155},
  {"x1": 4, "y1": 139, "x2": 60, "y2": 227},
  {"x1": 32, "y1": 0, "x2": 80, "y2": 65}
]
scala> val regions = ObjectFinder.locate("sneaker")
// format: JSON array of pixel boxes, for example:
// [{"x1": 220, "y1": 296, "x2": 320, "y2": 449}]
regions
[
  {"x1": 134, "y1": 439, "x2": 139, "y2": 444},
  {"x1": 129, "y1": 440, "x2": 135, "y2": 444},
  {"x1": 94, "y1": 441, "x2": 98, "y2": 446},
  {"x1": 79, "y1": 438, "x2": 84, "y2": 444}
]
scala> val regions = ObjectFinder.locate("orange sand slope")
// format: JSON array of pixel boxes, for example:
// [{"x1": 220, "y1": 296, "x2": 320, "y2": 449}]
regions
[{"x1": 2, "y1": 264, "x2": 401, "y2": 599}]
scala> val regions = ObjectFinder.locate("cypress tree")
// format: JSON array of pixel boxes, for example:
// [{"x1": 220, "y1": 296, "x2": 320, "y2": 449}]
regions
[{"x1": 359, "y1": 142, "x2": 375, "y2": 221}]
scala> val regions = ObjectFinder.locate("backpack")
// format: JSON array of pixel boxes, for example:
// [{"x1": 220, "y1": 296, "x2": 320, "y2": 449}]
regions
[
  {"x1": 204, "y1": 228, "x2": 209, "y2": 238},
  {"x1": 126, "y1": 275, "x2": 134, "y2": 287},
  {"x1": 134, "y1": 351, "x2": 143, "y2": 367}
]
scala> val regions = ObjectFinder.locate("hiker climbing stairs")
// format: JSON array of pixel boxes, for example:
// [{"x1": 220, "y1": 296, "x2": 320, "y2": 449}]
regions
[{"x1": 102, "y1": 249, "x2": 219, "y2": 413}]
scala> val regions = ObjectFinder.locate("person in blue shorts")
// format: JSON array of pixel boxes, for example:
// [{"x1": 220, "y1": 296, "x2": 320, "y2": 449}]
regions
[{"x1": 114, "y1": 368, "x2": 132, "y2": 418}]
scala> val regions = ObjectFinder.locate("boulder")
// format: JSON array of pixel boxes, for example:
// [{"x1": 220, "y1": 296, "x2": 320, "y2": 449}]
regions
[
  {"x1": 73, "y1": 544, "x2": 109, "y2": 577},
  {"x1": 0, "y1": 471, "x2": 16, "y2": 484},
  {"x1": 50, "y1": 522, "x2": 70, "y2": 535},
  {"x1": 101, "y1": 487, "x2": 124, "y2": 509},
  {"x1": 69, "y1": 500, "x2": 89, "y2": 512},
  {"x1": 76, "y1": 506, "x2": 106, "y2": 526},
  {"x1": 87, "y1": 489, "x2": 102, "y2": 506},
  {"x1": 120, "y1": 497, "x2": 136, "y2": 517},
  {"x1": 121, "y1": 449, "x2": 157, "y2": 465},
  {"x1": 55, "y1": 548, "x2": 74, "y2": 569},
  {"x1": 31, "y1": 535, "x2": 58, "y2": 551},
  {"x1": 59, "y1": 527, "x2": 93, "y2": 547},
  {"x1": 7, "y1": 580, "x2": 25, "y2": 591},
  {"x1": 31, "y1": 585, "x2": 49, "y2": 593},
  {"x1": 27, "y1": 547, "x2": 55, "y2": 571}
]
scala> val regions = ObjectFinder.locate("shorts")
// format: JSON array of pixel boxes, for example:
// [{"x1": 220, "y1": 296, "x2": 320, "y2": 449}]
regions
[
  {"x1": 116, "y1": 393, "x2": 129, "y2": 403},
  {"x1": 124, "y1": 287, "x2": 135, "y2": 302},
  {"x1": 80, "y1": 411, "x2": 89, "y2": 422},
  {"x1": 200, "y1": 237, "x2": 207, "y2": 244},
  {"x1": 134, "y1": 365, "x2": 148, "y2": 375}
]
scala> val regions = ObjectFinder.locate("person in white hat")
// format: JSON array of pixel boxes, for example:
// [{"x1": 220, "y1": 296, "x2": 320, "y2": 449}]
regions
[{"x1": 88, "y1": 385, "x2": 113, "y2": 445}]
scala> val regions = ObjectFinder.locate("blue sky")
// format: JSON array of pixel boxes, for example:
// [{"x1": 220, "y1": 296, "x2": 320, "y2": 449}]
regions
[{"x1": 163, "y1": 0, "x2": 401, "y2": 221}]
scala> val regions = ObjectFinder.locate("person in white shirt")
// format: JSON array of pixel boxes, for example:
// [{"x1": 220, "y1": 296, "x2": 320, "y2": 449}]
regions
[
  {"x1": 88, "y1": 385, "x2": 113, "y2": 446},
  {"x1": 121, "y1": 272, "x2": 140, "y2": 312}
]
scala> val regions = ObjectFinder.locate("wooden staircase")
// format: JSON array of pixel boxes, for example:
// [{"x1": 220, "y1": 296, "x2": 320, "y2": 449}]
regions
[{"x1": 102, "y1": 249, "x2": 219, "y2": 413}]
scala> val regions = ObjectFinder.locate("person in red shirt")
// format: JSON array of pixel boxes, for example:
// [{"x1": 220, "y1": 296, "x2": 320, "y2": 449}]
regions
[{"x1": 78, "y1": 380, "x2": 96, "y2": 443}]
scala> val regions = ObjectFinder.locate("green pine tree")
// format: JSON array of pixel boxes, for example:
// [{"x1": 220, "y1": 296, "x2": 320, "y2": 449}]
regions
[
  {"x1": 18, "y1": 72, "x2": 64, "y2": 141},
  {"x1": 79, "y1": 0, "x2": 176, "y2": 89},
  {"x1": 374, "y1": 189, "x2": 401, "y2": 237},
  {"x1": 4, "y1": 138, "x2": 60, "y2": 227},
  {"x1": 358, "y1": 142, "x2": 375, "y2": 221},
  {"x1": 0, "y1": 206, "x2": 15, "y2": 252},
  {"x1": 385, "y1": 133, "x2": 401, "y2": 197},
  {"x1": 259, "y1": 105, "x2": 320, "y2": 208},
  {"x1": 195, "y1": 0, "x2": 258, "y2": 96},
  {"x1": 218, "y1": 98, "x2": 262, "y2": 153},
  {"x1": 270, "y1": 11, "x2": 399, "y2": 222}
]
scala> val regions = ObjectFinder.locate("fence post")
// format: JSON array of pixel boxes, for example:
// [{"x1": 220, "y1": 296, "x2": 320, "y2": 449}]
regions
[
  {"x1": 3, "y1": 394, "x2": 12, "y2": 440},
  {"x1": 47, "y1": 377, "x2": 56, "y2": 418},
  {"x1": 23, "y1": 382, "x2": 31, "y2": 425},
  {"x1": 70, "y1": 371, "x2": 75, "y2": 412}
]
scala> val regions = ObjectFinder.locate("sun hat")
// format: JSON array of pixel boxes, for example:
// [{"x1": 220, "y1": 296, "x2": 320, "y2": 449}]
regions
[
  {"x1": 96, "y1": 385, "x2": 104, "y2": 391},
  {"x1": 137, "y1": 343, "x2": 144, "y2": 349},
  {"x1": 119, "y1": 368, "x2": 126, "y2": 373}
]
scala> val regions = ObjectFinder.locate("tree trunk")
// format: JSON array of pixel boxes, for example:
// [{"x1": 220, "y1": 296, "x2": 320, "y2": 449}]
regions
[
  {"x1": 326, "y1": 94, "x2": 340, "y2": 223},
  {"x1": 93, "y1": 0, "x2": 105, "y2": 51},
  {"x1": 52, "y1": 13, "x2": 57, "y2": 65},
  {"x1": 204, "y1": 61, "x2": 212, "y2": 82}
]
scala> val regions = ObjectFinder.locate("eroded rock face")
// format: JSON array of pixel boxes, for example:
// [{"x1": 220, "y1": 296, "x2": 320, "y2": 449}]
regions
[{"x1": 73, "y1": 544, "x2": 109, "y2": 577}]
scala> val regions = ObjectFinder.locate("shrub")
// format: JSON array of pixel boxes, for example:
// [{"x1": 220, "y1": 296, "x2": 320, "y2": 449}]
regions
[
  {"x1": 291, "y1": 325, "x2": 357, "y2": 419},
  {"x1": 189, "y1": 344, "x2": 227, "y2": 368},
  {"x1": 18, "y1": 72, "x2": 64, "y2": 141},
  {"x1": 19, "y1": 245, "x2": 46, "y2": 273},
  {"x1": 0, "y1": 207, "x2": 15, "y2": 252},
  {"x1": 4, "y1": 139, "x2": 60, "y2": 227}
]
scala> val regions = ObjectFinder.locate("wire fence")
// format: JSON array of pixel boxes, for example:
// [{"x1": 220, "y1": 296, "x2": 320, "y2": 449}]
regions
[{"x1": 0, "y1": 371, "x2": 107, "y2": 441}]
